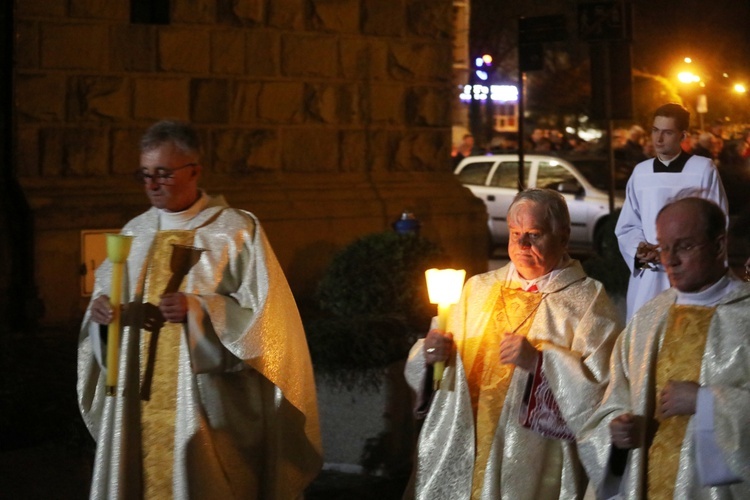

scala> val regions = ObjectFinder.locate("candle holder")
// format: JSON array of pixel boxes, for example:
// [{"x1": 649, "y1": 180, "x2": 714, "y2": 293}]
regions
[{"x1": 165, "y1": 244, "x2": 205, "y2": 294}]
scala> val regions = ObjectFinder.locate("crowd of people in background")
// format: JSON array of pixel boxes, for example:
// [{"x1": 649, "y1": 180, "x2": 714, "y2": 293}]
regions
[{"x1": 451, "y1": 118, "x2": 750, "y2": 216}]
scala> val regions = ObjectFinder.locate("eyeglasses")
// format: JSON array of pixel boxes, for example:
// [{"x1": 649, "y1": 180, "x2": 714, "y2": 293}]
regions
[
  {"x1": 135, "y1": 163, "x2": 197, "y2": 185},
  {"x1": 657, "y1": 240, "x2": 710, "y2": 259}
]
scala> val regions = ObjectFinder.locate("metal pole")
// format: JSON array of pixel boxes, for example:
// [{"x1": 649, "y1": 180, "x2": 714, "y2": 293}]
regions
[
  {"x1": 518, "y1": 71, "x2": 525, "y2": 191},
  {"x1": 603, "y1": 42, "x2": 616, "y2": 214}
]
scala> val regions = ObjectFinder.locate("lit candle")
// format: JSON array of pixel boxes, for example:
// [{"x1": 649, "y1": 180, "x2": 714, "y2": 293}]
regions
[
  {"x1": 105, "y1": 234, "x2": 133, "y2": 396},
  {"x1": 425, "y1": 268, "x2": 466, "y2": 390}
]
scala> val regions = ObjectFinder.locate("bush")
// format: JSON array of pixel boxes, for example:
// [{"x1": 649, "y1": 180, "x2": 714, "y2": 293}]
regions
[
  {"x1": 305, "y1": 315, "x2": 415, "y2": 391},
  {"x1": 307, "y1": 231, "x2": 449, "y2": 390},
  {"x1": 316, "y1": 231, "x2": 449, "y2": 330}
]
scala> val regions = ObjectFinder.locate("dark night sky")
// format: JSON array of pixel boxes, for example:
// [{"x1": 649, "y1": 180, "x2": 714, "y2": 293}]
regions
[
  {"x1": 471, "y1": 0, "x2": 750, "y2": 83},
  {"x1": 632, "y1": 0, "x2": 750, "y2": 79}
]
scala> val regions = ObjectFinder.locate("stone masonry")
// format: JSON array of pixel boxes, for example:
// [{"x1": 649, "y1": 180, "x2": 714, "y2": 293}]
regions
[{"x1": 13, "y1": 0, "x2": 487, "y2": 326}]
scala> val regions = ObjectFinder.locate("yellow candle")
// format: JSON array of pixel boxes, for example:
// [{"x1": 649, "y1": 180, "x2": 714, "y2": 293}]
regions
[
  {"x1": 105, "y1": 234, "x2": 133, "y2": 396},
  {"x1": 432, "y1": 303, "x2": 453, "y2": 390},
  {"x1": 425, "y1": 268, "x2": 466, "y2": 390}
]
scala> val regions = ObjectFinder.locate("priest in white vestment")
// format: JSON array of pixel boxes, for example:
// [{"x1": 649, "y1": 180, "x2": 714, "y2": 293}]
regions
[
  {"x1": 77, "y1": 120, "x2": 322, "y2": 499},
  {"x1": 615, "y1": 103, "x2": 727, "y2": 321},
  {"x1": 405, "y1": 189, "x2": 622, "y2": 499},
  {"x1": 579, "y1": 197, "x2": 750, "y2": 499}
]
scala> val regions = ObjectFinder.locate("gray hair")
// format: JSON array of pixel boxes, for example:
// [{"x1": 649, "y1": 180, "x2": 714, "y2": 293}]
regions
[
  {"x1": 140, "y1": 120, "x2": 201, "y2": 156},
  {"x1": 507, "y1": 188, "x2": 571, "y2": 237}
]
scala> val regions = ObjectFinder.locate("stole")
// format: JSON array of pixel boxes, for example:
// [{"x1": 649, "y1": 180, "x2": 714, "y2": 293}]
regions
[
  {"x1": 140, "y1": 230, "x2": 195, "y2": 498},
  {"x1": 462, "y1": 285, "x2": 543, "y2": 499},
  {"x1": 647, "y1": 304, "x2": 715, "y2": 500}
]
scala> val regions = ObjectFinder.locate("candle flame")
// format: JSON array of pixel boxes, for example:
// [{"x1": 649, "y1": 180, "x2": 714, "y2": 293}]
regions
[{"x1": 425, "y1": 268, "x2": 466, "y2": 305}]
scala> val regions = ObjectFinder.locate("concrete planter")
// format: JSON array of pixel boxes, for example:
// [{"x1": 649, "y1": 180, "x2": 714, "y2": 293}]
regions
[{"x1": 316, "y1": 359, "x2": 417, "y2": 477}]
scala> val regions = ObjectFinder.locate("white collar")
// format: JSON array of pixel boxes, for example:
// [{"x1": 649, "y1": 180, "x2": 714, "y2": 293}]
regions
[
  {"x1": 158, "y1": 191, "x2": 208, "y2": 230},
  {"x1": 657, "y1": 151, "x2": 682, "y2": 166},
  {"x1": 505, "y1": 254, "x2": 570, "y2": 292},
  {"x1": 675, "y1": 272, "x2": 740, "y2": 306}
]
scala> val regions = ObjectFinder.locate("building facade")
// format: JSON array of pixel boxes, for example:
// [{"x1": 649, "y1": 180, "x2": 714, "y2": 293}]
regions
[{"x1": 3, "y1": 0, "x2": 487, "y2": 330}]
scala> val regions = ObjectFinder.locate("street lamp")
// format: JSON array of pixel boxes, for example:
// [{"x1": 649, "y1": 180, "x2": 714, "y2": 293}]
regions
[
  {"x1": 677, "y1": 71, "x2": 700, "y2": 84},
  {"x1": 675, "y1": 57, "x2": 706, "y2": 128}
]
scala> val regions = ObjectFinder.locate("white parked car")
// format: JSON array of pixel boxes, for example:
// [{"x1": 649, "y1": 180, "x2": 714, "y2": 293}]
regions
[{"x1": 454, "y1": 154, "x2": 625, "y2": 254}]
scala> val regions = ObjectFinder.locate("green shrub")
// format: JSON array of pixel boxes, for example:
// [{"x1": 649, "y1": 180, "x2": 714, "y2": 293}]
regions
[
  {"x1": 307, "y1": 231, "x2": 449, "y2": 390},
  {"x1": 305, "y1": 315, "x2": 415, "y2": 391},
  {"x1": 316, "y1": 231, "x2": 448, "y2": 330}
]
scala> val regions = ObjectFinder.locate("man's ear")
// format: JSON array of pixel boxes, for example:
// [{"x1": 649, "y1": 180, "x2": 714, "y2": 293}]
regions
[
  {"x1": 560, "y1": 228, "x2": 571, "y2": 248},
  {"x1": 716, "y1": 233, "x2": 728, "y2": 260}
]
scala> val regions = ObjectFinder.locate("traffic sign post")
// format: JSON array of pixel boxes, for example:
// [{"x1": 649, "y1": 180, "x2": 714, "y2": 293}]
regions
[
  {"x1": 579, "y1": 1, "x2": 633, "y2": 213},
  {"x1": 578, "y1": 1, "x2": 631, "y2": 41},
  {"x1": 517, "y1": 15, "x2": 567, "y2": 189}
]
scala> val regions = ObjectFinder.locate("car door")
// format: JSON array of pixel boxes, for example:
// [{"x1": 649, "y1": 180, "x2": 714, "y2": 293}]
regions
[
  {"x1": 455, "y1": 158, "x2": 497, "y2": 226},
  {"x1": 486, "y1": 160, "x2": 530, "y2": 244},
  {"x1": 534, "y1": 160, "x2": 589, "y2": 244}
]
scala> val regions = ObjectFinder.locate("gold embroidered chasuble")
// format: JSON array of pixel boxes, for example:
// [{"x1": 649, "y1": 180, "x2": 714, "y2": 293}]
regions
[
  {"x1": 578, "y1": 284, "x2": 750, "y2": 500},
  {"x1": 466, "y1": 286, "x2": 543, "y2": 499},
  {"x1": 405, "y1": 260, "x2": 621, "y2": 500},
  {"x1": 648, "y1": 305, "x2": 714, "y2": 500},
  {"x1": 140, "y1": 230, "x2": 195, "y2": 498},
  {"x1": 77, "y1": 197, "x2": 322, "y2": 499}
]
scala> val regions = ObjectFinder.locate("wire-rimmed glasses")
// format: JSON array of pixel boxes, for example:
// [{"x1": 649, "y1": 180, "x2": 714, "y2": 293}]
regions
[{"x1": 134, "y1": 163, "x2": 197, "y2": 185}]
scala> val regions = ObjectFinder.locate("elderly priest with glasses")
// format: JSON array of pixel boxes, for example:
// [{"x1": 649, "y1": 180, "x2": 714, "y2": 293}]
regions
[
  {"x1": 405, "y1": 188, "x2": 622, "y2": 499},
  {"x1": 579, "y1": 197, "x2": 750, "y2": 499},
  {"x1": 77, "y1": 120, "x2": 322, "y2": 499}
]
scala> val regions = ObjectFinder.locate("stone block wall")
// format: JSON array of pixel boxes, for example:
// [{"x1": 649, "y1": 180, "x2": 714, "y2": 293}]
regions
[{"x1": 13, "y1": 0, "x2": 488, "y2": 327}]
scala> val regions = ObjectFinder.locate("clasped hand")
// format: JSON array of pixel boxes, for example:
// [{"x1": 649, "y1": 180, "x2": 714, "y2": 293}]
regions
[
  {"x1": 610, "y1": 380, "x2": 699, "y2": 449},
  {"x1": 499, "y1": 334, "x2": 538, "y2": 372},
  {"x1": 657, "y1": 380, "x2": 699, "y2": 419},
  {"x1": 423, "y1": 331, "x2": 538, "y2": 373},
  {"x1": 636, "y1": 241, "x2": 660, "y2": 267},
  {"x1": 423, "y1": 329, "x2": 453, "y2": 365},
  {"x1": 90, "y1": 293, "x2": 189, "y2": 325}
]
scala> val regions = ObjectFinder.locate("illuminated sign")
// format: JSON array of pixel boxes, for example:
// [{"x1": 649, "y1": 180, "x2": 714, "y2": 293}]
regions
[{"x1": 459, "y1": 85, "x2": 518, "y2": 102}]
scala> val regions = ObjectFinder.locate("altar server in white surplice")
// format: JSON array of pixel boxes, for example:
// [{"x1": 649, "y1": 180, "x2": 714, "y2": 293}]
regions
[{"x1": 615, "y1": 103, "x2": 727, "y2": 321}]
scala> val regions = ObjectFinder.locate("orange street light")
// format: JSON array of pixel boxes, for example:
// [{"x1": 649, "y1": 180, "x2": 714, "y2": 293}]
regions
[{"x1": 678, "y1": 71, "x2": 700, "y2": 84}]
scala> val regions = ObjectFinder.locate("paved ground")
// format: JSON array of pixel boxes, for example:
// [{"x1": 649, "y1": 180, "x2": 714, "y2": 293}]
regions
[{"x1": 0, "y1": 442, "x2": 410, "y2": 500}]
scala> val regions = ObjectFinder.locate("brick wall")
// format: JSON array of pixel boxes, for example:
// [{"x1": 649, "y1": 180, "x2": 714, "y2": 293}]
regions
[{"x1": 13, "y1": 0, "x2": 487, "y2": 326}]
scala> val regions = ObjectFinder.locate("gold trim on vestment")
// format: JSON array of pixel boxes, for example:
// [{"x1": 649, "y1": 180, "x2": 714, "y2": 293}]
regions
[
  {"x1": 461, "y1": 284, "x2": 544, "y2": 499},
  {"x1": 648, "y1": 304, "x2": 715, "y2": 500},
  {"x1": 140, "y1": 230, "x2": 195, "y2": 499}
]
